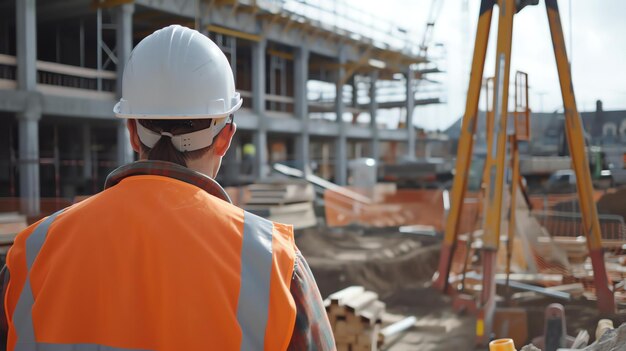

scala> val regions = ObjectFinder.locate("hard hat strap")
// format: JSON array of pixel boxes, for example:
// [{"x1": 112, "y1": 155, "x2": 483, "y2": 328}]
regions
[{"x1": 135, "y1": 118, "x2": 228, "y2": 152}]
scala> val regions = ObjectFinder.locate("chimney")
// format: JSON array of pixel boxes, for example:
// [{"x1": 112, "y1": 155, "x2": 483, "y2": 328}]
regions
[{"x1": 592, "y1": 99, "x2": 604, "y2": 138}]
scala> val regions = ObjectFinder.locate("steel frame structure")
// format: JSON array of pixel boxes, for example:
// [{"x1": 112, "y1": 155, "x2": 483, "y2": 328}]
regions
[{"x1": 433, "y1": 0, "x2": 615, "y2": 345}]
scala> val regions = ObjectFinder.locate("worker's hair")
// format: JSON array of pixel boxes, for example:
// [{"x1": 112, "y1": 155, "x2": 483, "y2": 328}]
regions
[{"x1": 137, "y1": 119, "x2": 223, "y2": 167}]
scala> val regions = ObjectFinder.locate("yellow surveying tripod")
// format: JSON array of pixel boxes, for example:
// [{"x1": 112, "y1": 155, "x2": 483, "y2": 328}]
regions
[{"x1": 433, "y1": 0, "x2": 616, "y2": 345}]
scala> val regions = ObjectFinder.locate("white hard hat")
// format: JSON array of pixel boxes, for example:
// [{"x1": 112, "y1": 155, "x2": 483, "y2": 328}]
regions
[{"x1": 114, "y1": 25, "x2": 242, "y2": 119}]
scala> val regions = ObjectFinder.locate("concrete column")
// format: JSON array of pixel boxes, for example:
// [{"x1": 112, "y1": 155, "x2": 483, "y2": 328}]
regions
[
  {"x1": 116, "y1": 123, "x2": 133, "y2": 165},
  {"x1": 16, "y1": 0, "x2": 37, "y2": 91},
  {"x1": 115, "y1": 4, "x2": 133, "y2": 96},
  {"x1": 82, "y1": 124, "x2": 92, "y2": 180},
  {"x1": 369, "y1": 71, "x2": 380, "y2": 162},
  {"x1": 16, "y1": 0, "x2": 40, "y2": 216},
  {"x1": 294, "y1": 46, "x2": 310, "y2": 174},
  {"x1": 115, "y1": 4, "x2": 135, "y2": 165},
  {"x1": 18, "y1": 117, "x2": 40, "y2": 216},
  {"x1": 335, "y1": 48, "x2": 348, "y2": 185},
  {"x1": 222, "y1": 133, "x2": 240, "y2": 186},
  {"x1": 406, "y1": 67, "x2": 416, "y2": 161},
  {"x1": 351, "y1": 76, "x2": 358, "y2": 114},
  {"x1": 252, "y1": 39, "x2": 268, "y2": 179}
]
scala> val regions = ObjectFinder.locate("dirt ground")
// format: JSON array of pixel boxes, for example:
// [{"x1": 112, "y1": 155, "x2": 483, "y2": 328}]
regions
[
  {"x1": 296, "y1": 226, "x2": 477, "y2": 351},
  {"x1": 295, "y1": 226, "x2": 626, "y2": 351}
]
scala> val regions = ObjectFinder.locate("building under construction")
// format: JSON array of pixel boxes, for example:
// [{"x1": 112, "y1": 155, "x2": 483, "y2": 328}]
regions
[
  {"x1": 1, "y1": 0, "x2": 626, "y2": 350},
  {"x1": 0, "y1": 0, "x2": 442, "y2": 216}
]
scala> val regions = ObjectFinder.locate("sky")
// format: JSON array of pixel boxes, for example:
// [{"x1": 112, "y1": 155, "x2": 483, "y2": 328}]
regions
[{"x1": 347, "y1": 0, "x2": 626, "y2": 131}]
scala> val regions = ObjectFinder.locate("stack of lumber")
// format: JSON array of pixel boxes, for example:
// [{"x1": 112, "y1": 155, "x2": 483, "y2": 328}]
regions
[
  {"x1": 243, "y1": 180, "x2": 317, "y2": 229},
  {"x1": 0, "y1": 212, "x2": 26, "y2": 240},
  {"x1": 325, "y1": 286, "x2": 385, "y2": 351},
  {"x1": 0, "y1": 212, "x2": 26, "y2": 263},
  {"x1": 246, "y1": 181, "x2": 314, "y2": 205},
  {"x1": 325, "y1": 286, "x2": 419, "y2": 350}
]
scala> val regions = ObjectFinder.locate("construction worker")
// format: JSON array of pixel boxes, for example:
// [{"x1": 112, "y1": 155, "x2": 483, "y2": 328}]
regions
[
  {"x1": 0, "y1": 25, "x2": 334, "y2": 350},
  {"x1": 242, "y1": 142, "x2": 256, "y2": 175}
]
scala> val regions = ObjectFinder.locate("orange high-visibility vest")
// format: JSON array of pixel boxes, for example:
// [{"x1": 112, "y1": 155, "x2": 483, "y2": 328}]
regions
[{"x1": 5, "y1": 175, "x2": 297, "y2": 351}]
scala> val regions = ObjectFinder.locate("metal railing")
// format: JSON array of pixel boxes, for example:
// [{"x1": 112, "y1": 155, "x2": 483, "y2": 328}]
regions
[
  {"x1": 258, "y1": 0, "x2": 420, "y2": 55},
  {"x1": 0, "y1": 54, "x2": 116, "y2": 95},
  {"x1": 533, "y1": 210, "x2": 626, "y2": 242}
]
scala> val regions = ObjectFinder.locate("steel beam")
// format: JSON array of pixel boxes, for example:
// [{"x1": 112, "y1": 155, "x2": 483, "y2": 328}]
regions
[
  {"x1": 406, "y1": 67, "x2": 416, "y2": 161},
  {"x1": 335, "y1": 47, "x2": 348, "y2": 185},
  {"x1": 294, "y1": 46, "x2": 310, "y2": 174},
  {"x1": 369, "y1": 71, "x2": 380, "y2": 161},
  {"x1": 358, "y1": 97, "x2": 440, "y2": 110},
  {"x1": 252, "y1": 39, "x2": 268, "y2": 179},
  {"x1": 496, "y1": 279, "x2": 571, "y2": 300}
]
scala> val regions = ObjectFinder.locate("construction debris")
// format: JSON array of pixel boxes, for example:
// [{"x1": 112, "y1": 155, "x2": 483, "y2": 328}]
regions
[
  {"x1": 595, "y1": 319, "x2": 614, "y2": 341},
  {"x1": 584, "y1": 322, "x2": 626, "y2": 351},
  {"x1": 520, "y1": 344, "x2": 541, "y2": 351},
  {"x1": 379, "y1": 316, "x2": 418, "y2": 346}
]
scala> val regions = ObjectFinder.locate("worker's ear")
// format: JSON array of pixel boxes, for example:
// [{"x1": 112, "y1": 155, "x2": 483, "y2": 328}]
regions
[
  {"x1": 213, "y1": 122, "x2": 237, "y2": 157},
  {"x1": 126, "y1": 119, "x2": 141, "y2": 153}
]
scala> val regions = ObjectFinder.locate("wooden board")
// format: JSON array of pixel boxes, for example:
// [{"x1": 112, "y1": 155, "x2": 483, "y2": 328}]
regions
[
  {"x1": 344, "y1": 291, "x2": 379, "y2": 315},
  {"x1": 359, "y1": 300, "x2": 385, "y2": 325},
  {"x1": 328, "y1": 286, "x2": 365, "y2": 305}
]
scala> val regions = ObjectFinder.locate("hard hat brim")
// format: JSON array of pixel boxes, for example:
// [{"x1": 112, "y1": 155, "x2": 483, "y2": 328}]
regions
[{"x1": 113, "y1": 97, "x2": 243, "y2": 120}]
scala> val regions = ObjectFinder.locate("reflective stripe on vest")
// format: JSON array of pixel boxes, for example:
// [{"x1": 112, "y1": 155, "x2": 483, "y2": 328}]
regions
[
  {"x1": 12, "y1": 210, "x2": 276, "y2": 351},
  {"x1": 238, "y1": 212, "x2": 273, "y2": 351},
  {"x1": 13, "y1": 209, "x2": 65, "y2": 347}
]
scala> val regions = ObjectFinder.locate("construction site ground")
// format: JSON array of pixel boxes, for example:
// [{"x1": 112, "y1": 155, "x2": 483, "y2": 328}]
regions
[
  {"x1": 297, "y1": 226, "x2": 476, "y2": 350},
  {"x1": 296, "y1": 225, "x2": 626, "y2": 350}
]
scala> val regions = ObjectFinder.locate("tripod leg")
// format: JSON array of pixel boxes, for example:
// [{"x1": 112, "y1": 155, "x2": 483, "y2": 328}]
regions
[
  {"x1": 545, "y1": 0, "x2": 615, "y2": 314},
  {"x1": 434, "y1": 0, "x2": 495, "y2": 293},
  {"x1": 479, "y1": 0, "x2": 516, "y2": 344}
]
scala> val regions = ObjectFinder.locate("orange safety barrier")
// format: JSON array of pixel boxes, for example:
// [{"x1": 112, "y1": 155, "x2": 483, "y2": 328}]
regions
[
  {"x1": 323, "y1": 187, "x2": 484, "y2": 235},
  {"x1": 527, "y1": 191, "x2": 606, "y2": 211},
  {"x1": 324, "y1": 188, "x2": 446, "y2": 230}
]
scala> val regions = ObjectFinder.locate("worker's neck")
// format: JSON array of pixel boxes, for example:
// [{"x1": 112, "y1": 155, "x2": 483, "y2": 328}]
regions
[{"x1": 137, "y1": 154, "x2": 220, "y2": 179}]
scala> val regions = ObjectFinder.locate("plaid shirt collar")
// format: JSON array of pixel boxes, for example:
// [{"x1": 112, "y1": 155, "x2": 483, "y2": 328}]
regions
[{"x1": 104, "y1": 160, "x2": 232, "y2": 204}]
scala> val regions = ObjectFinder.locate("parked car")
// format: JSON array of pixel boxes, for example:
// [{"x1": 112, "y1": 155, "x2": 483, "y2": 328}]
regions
[{"x1": 545, "y1": 170, "x2": 577, "y2": 193}]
